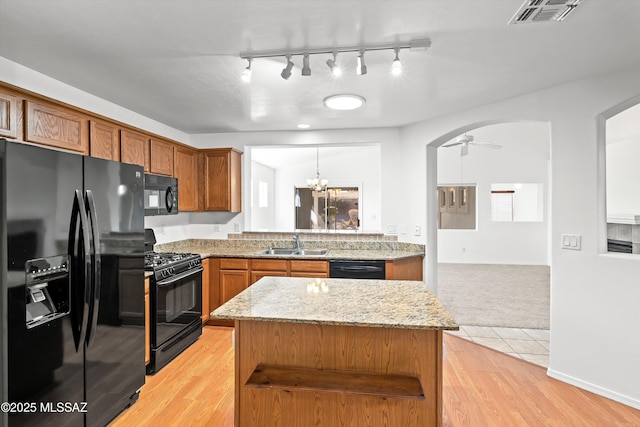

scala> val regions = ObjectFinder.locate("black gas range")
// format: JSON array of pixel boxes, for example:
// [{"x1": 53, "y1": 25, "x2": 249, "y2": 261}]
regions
[
  {"x1": 145, "y1": 251, "x2": 202, "y2": 279},
  {"x1": 144, "y1": 229, "x2": 202, "y2": 375}
]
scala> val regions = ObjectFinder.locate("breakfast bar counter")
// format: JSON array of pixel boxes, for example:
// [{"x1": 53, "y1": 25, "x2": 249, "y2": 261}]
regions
[{"x1": 211, "y1": 276, "x2": 458, "y2": 427}]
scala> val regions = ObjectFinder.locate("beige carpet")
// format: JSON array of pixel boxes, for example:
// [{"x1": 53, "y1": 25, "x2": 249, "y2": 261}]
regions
[{"x1": 436, "y1": 263, "x2": 550, "y2": 330}]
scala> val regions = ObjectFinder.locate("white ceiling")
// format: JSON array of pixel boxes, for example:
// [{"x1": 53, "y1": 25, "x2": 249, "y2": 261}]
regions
[{"x1": 1, "y1": 0, "x2": 640, "y2": 134}]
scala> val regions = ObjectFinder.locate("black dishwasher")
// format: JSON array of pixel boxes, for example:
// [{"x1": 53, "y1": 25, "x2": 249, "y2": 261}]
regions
[{"x1": 329, "y1": 260, "x2": 386, "y2": 279}]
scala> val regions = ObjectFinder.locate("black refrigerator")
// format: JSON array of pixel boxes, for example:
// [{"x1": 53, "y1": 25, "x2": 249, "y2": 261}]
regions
[{"x1": 0, "y1": 139, "x2": 146, "y2": 426}]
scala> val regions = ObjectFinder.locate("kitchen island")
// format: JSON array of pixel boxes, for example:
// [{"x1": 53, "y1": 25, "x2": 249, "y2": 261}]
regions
[{"x1": 211, "y1": 276, "x2": 458, "y2": 427}]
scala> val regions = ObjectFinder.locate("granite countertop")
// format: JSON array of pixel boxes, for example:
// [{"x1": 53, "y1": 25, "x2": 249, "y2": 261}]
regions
[
  {"x1": 168, "y1": 245, "x2": 423, "y2": 261},
  {"x1": 211, "y1": 276, "x2": 458, "y2": 331}
]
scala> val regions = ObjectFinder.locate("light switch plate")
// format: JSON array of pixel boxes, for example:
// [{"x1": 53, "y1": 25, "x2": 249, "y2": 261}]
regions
[{"x1": 561, "y1": 234, "x2": 582, "y2": 250}]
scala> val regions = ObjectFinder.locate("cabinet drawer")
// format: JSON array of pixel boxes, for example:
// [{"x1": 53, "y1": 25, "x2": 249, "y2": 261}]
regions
[
  {"x1": 290, "y1": 260, "x2": 329, "y2": 274},
  {"x1": 219, "y1": 258, "x2": 249, "y2": 270},
  {"x1": 251, "y1": 259, "x2": 288, "y2": 271}
]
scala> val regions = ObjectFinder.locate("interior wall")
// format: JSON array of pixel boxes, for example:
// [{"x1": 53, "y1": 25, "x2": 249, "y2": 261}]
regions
[
  {"x1": 251, "y1": 161, "x2": 276, "y2": 230},
  {"x1": 271, "y1": 145, "x2": 381, "y2": 232},
  {"x1": 437, "y1": 122, "x2": 550, "y2": 265},
  {"x1": 399, "y1": 64, "x2": 640, "y2": 409},
  {"x1": 606, "y1": 138, "x2": 640, "y2": 214},
  {"x1": 190, "y1": 128, "x2": 400, "y2": 235}
]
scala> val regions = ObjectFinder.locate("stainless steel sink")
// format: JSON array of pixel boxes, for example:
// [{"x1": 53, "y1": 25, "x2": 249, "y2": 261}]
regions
[
  {"x1": 258, "y1": 248, "x2": 299, "y2": 255},
  {"x1": 257, "y1": 248, "x2": 328, "y2": 256},
  {"x1": 296, "y1": 249, "x2": 328, "y2": 256}
]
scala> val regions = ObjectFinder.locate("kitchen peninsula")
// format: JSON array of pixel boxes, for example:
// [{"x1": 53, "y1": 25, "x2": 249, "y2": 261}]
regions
[{"x1": 211, "y1": 276, "x2": 458, "y2": 427}]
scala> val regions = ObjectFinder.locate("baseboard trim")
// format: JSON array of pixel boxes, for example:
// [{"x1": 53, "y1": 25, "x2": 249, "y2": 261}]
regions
[{"x1": 547, "y1": 368, "x2": 640, "y2": 410}]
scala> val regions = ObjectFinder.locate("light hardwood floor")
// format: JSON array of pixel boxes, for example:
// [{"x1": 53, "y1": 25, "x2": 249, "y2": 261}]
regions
[{"x1": 110, "y1": 326, "x2": 640, "y2": 426}]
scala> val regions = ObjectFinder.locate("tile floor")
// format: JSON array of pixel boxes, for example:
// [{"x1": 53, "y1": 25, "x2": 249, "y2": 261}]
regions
[{"x1": 446, "y1": 325, "x2": 550, "y2": 368}]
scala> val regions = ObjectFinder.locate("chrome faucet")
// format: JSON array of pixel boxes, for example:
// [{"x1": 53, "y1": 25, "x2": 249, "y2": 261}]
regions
[{"x1": 293, "y1": 234, "x2": 302, "y2": 250}]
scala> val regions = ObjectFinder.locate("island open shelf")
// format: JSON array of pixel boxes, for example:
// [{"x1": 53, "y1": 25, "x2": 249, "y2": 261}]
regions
[{"x1": 211, "y1": 276, "x2": 458, "y2": 427}]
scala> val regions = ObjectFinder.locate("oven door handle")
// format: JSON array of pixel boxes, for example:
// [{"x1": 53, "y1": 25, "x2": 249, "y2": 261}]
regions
[{"x1": 155, "y1": 267, "x2": 203, "y2": 287}]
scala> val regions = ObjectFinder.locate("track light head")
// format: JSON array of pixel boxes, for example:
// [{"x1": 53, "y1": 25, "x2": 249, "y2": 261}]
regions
[
  {"x1": 326, "y1": 52, "x2": 342, "y2": 77},
  {"x1": 301, "y1": 53, "x2": 311, "y2": 76},
  {"x1": 391, "y1": 48, "x2": 402, "y2": 75},
  {"x1": 281, "y1": 55, "x2": 294, "y2": 80},
  {"x1": 356, "y1": 50, "x2": 367, "y2": 75},
  {"x1": 241, "y1": 58, "x2": 252, "y2": 82}
]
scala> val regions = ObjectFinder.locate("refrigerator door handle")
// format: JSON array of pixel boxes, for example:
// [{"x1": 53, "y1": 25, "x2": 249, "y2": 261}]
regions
[
  {"x1": 84, "y1": 190, "x2": 102, "y2": 347},
  {"x1": 68, "y1": 189, "x2": 92, "y2": 352}
]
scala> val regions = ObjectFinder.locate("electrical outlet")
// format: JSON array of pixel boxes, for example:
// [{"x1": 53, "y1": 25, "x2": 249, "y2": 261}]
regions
[
  {"x1": 414, "y1": 225, "x2": 421, "y2": 236},
  {"x1": 213, "y1": 224, "x2": 220, "y2": 232},
  {"x1": 233, "y1": 223, "x2": 240, "y2": 232},
  {"x1": 387, "y1": 224, "x2": 398, "y2": 234}
]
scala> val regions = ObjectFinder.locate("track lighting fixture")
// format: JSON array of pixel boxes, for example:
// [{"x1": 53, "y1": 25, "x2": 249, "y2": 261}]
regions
[
  {"x1": 280, "y1": 55, "x2": 294, "y2": 80},
  {"x1": 326, "y1": 52, "x2": 341, "y2": 76},
  {"x1": 241, "y1": 58, "x2": 252, "y2": 82},
  {"x1": 356, "y1": 50, "x2": 367, "y2": 75},
  {"x1": 239, "y1": 38, "x2": 430, "y2": 81},
  {"x1": 391, "y1": 48, "x2": 402, "y2": 75},
  {"x1": 302, "y1": 53, "x2": 311, "y2": 76}
]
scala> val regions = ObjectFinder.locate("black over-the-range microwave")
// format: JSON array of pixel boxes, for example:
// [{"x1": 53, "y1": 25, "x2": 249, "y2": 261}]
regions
[{"x1": 144, "y1": 173, "x2": 178, "y2": 216}]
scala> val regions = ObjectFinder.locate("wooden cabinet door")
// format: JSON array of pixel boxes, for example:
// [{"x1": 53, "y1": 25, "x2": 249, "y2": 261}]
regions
[
  {"x1": 385, "y1": 256, "x2": 424, "y2": 280},
  {"x1": 0, "y1": 90, "x2": 19, "y2": 139},
  {"x1": 220, "y1": 270, "x2": 250, "y2": 305},
  {"x1": 201, "y1": 258, "x2": 210, "y2": 324},
  {"x1": 144, "y1": 277, "x2": 150, "y2": 365},
  {"x1": 89, "y1": 120, "x2": 120, "y2": 161},
  {"x1": 174, "y1": 146, "x2": 198, "y2": 211},
  {"x1": 150, "y1": 138, "x2": 174, "y2": 176},
  {"x1": 204, "y1": 148, "x2": 242, "y2": 212},
  {"x1": 290, "y1": 260, "x2": 329, "y2": 278},
  {"x1": 25, "y1": 100, "x2": 88, "y2": 154},
  {"x1": 120, "y1": 129, "x2": 149, "y2": 171}
]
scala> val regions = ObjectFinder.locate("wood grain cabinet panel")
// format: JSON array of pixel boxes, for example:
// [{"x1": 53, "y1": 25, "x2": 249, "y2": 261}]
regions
[
  {"x1": 89, "y1": 120, "x2": 120, "y2": 161},
  {"x1": 174, "y1": 146, "x2": 198, "y2": 211},
  {"x1": 203, "y1": 148, "x2": 242, "y2": 212},
  {"x1": 385, "y1": 256, "x2": 424, "y2": 281},
  {"x1": 25, "y1": 100, "x2": 88, "y2": 154},
  {"x1": 120, "y1": 129, "x2": 149, "y2": 171},
  {"x1": 0, "y1": 90, "x2": 19, "y2": 139},
  {"x1": 150, "y1": 138, "x2": 174, "y2": 176},
  {"x1": 220, "y1": 269, "x2": 250, "y2": 305},
  {"x1": 201, "y1": 258, "x2": 210, "y2": 324}
]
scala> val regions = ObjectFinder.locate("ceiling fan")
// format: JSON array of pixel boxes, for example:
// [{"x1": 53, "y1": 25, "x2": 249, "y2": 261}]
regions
[{"x1": 442, "y1": 134, "x2": 502, "y2": 156}]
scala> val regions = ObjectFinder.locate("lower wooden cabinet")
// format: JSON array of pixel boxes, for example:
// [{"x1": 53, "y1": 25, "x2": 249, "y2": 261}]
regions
[
  {"x1": 386, "y1": 256, "x2": 424, "y2": 280},
  {"x1": 144, "y1": 277, "x2": 150, "y2": 366},
  {"x1": 207, "y1": 256, "x2": 422, "y2": 327}
]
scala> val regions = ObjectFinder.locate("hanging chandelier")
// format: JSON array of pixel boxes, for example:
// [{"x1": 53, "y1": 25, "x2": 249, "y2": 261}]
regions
[{"x1": 307, "y1": 147, "x2": 328, "y2": 192}]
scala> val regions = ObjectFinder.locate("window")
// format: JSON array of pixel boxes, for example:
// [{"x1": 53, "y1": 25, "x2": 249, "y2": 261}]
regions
[
  {"x1": 490, "y1": 183, "x2": 543, "y2": 222},
  {"x1": 294, "y1": 187, "x2": 360, "y2": 230}
]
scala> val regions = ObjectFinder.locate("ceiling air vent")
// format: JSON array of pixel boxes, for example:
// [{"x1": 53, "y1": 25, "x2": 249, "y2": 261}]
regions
[{"x1": 508, "y1": 0, "x2": 583, "y2": 25}]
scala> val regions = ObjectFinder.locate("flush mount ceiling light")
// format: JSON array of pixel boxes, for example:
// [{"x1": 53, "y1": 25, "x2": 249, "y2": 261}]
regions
[
  {"x1": 323, "y1": 94, "x2": 366, "y2": 111},
  {"x1": 239, "y1": 38, "x2": 430, "y2": 80},
  {"x1": 297, "y1": 123, "x2": 311, "y2": 129}
]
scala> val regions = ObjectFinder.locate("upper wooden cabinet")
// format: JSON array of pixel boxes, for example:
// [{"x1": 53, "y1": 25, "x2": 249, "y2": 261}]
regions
[
  {"x1": 0, "y1": 90, "x2": 19, "y2": 139},
  {"x1": 174, "y1": 145, "x2": 198, "y2": 211},
  {"x1": 150, "y1": 138, "x2": 174, "y2": 176},
  {"x1": 25, "y1": 100, "x2": 88, "y2": 154},
  {"x1": 203, "y1": 148, "x2": 242, "y2": 212},
  {"x1": 89, "y1": 120, "x2": 120, "y2": 161},
  {"x1": 120, "y1": 129, "x2": 149, "y2": 172}
]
